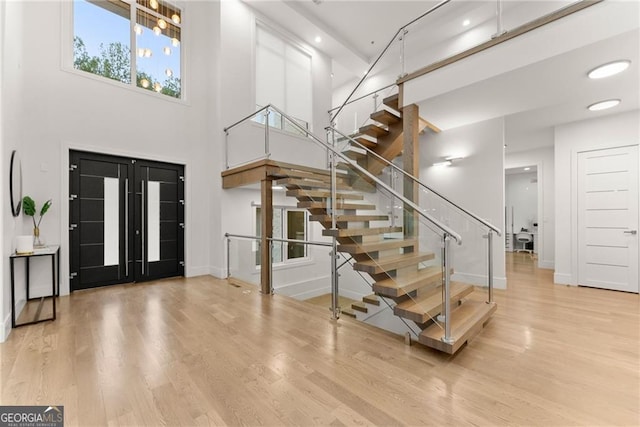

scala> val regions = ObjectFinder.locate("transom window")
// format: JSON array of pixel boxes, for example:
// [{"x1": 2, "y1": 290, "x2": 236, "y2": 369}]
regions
[{"x1": 73, "y1": 0, "x2": 182, "y2": 98}]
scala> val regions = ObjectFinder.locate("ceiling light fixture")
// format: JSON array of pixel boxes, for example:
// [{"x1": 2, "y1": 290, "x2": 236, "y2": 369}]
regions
[
  {"x1": 524, "y1": 167, "x2": 530, "y2": 171},
  {"x1": 163, "y1": 47, "x2": 172, "y2": 55},
  {"x1": 134, "y1": 24, "x2": 143, "y2": 35},
  {"x1": 588, "y1": 60, "x2": 630, "y2": 79},
  {"x1": 462, "y1": 19, "x2": 470, "y2": 27},
  {"x1": 158, "y1": 18, "x2": 168, "y2": 30},
  {"x1": 171, "y1": 37, "x2": 180, "y2": 47},
  {"x1": 314, "y1": 36, "x2": 322, "y2": 43},
  {"x1": 153, "y1": 26, "x2": 161, "y2": 36},
  {"x1": 588, "y1": 99, "x2": 621, "y2": 111},
  {"x1": 433, "y1": 161, "x2": 452, "y2": 167},
  {"x1": 171, "y1": 13, "x2": 180, "y2": 24}
]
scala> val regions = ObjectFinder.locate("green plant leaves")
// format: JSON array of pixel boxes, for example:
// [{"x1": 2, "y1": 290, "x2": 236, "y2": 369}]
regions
[
  {"x1": 40, "y1": 199, "x2": 52, "y2": 216},
  {"x1": 22, "y1": 196, "x2": 36, "y2": 216}
]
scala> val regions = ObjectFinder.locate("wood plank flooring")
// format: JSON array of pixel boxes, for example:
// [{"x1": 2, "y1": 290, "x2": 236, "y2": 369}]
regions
[{"x1": 1, "y1": 253, "x2": 638, "y2": 426}]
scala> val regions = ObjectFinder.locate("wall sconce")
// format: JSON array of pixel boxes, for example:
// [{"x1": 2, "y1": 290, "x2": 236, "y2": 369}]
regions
[{"x1": 433, "y1": 156, "x2": 464, "y2": 167}]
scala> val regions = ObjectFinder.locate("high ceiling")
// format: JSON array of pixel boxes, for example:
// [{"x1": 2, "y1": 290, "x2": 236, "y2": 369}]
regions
[{"x1": 246, "y1": 0, "x2": 640, "y2": 153}]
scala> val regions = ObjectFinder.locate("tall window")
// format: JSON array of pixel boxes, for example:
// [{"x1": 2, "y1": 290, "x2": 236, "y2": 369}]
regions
[
  {"x1": 255, "y1": 25, "x2": 312, "y2": 134},
  {"x1": 255, "y1": 207, "x2": 308, "y2": 266},
  {"x1": 73, "y1": 0, "x2": 182, "y2": 98}
]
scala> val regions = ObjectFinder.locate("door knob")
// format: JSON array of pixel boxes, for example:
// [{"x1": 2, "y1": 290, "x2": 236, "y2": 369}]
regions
[{"x1": 623, "y1": 230, "x2": 637, "y2": 235}]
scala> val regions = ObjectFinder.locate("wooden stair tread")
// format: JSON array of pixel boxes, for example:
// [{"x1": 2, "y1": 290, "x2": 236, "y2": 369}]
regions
[
  {"x1": 310, "y1": 214, "x2": 389, "y2": 223},
  {"x1": 393, "y1": 282, "x2": 474, "y2": 324},
  {"x1": 276, "y1": 178, "x2": 352, "y2": 191},
  {"x1": 363, "y1": 294, "x2": 380, "y2": 306},
  {"x1": 338, "y1": 239, "x2": 416, "y2": 254},
  {"x1": 371, "y1": 110, "x2": 401, "y2": 125},
  {"x1": 323, "y1": 226, "x2": 402, "y2": 238},
  {"x1": 419, "y1": 300, "x2": 497, "y2": 354},
  {"x1": 343, "y1": 149, "x2": 366, "y2": 161},
  {"x1": 351, "y1": 301, "x2": 368, "y2": 313},
  {"x1": 383, "y1": 93, "x2": 399, "y2": 111},
  {"x1": 286, "y1": 189, "x2": 364, "y2": 200},
  {"x1": 373, "y1": 266, "x2": 443, "y2": 297},
  {"x1": 353, "y1": 136, "x2": 377, "y2": 149},
  {"x1": 353, "y1": 252, "x2": 435, "y2": 275},
  {"x1": 271, "y1": 167, "x2": 348, "y2": 181},
  {"x1": 299, "y1": 201, "x2": 376, "y2": 210},
  {"x1": 359, "y1": 124, "x2": 388, "y2": 138}
]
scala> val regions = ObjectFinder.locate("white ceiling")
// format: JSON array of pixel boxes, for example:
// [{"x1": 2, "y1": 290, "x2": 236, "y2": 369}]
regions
[{"x1": 245, "y1": 0, "x2": 640, "y2": 152}]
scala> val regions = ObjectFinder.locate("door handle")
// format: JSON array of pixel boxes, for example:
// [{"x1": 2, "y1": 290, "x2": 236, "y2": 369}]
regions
[{"x1": 623, "y1": 230, "x2": 637, "y2": 235}]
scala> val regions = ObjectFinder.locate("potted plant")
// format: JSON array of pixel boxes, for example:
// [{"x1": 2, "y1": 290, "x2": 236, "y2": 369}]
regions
[{"x1": 23, "y1": 196, "x2": 52, "y2": 248}]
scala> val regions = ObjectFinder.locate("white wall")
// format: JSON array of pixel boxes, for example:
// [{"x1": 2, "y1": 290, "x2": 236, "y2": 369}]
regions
[
  {"x1": 506, "y1": 144, "x2": 555, "y2": 269},
  {"x1": 554, "y1": 110, "x2": 640, "y2": 285},
  {"x1": 0, "y1": 0, "x2": 220, "y2": 339},
  {"x1": 420, "y1": 117, "x2": 506, "y2": 288}
]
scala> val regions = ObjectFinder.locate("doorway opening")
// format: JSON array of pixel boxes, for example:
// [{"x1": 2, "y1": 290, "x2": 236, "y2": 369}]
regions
[
  {"x1": 69, "y1": 151, "x2": 185, "y2": 291},
  {"x1": 505, "y1": 165, "x2": 538, "y2": 259}
]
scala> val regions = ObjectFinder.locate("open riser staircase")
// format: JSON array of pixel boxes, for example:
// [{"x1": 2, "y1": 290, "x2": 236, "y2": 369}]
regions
[{"x1": 222, "y1": 94, "x2": 496, "y2": 355}]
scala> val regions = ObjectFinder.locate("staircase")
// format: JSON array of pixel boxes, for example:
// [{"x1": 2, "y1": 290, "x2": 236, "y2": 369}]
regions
[{"x1": 221, "y1": 94, "x2": 496, "y2": 354}]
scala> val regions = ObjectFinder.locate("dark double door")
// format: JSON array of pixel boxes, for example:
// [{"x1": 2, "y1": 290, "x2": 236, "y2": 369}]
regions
[{"x1": 69, "y1": 151, "x2": 184, "y2": 291}]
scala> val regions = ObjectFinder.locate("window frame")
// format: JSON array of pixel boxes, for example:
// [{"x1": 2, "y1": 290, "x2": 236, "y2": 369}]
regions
[
  {"x1": 64, "y1": 0, "x2": 186, "y2": 102},
  {"x1": 253, "y1": 20, "x2": 313, "y2": 135},
  {"x1": 254, "y1": 204, "x2": 311, "y2": 269}
]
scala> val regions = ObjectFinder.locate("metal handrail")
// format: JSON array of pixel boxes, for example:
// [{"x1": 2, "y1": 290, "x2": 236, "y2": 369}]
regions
[
  {"x1": 329, "y1": 127, "x2": 502, "y2": 236},
  {"x1": 264, "y1": 104, "x2": 463, "y2": 244},
  {"x1": 225, "y1": 233, "x2": 332, "y2": 247},
  {"x1": 223, "y1": 105, "x2": 270, "y2": 133},
  {"x1": 327, "y1": 83, "x2": 396, "y2": 114},
  {"x1": 330, "y1": 0, "x2": 452, "y2": 123}
]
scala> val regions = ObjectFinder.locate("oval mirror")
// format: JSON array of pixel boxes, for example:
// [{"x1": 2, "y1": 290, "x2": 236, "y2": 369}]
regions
[{"x1": 9, "y1": 150, "x2": 22, "y2": 217}]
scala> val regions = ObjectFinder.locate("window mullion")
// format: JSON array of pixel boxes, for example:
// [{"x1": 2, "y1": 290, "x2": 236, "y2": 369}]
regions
[{"x1": 130, "y1": 2, "x2": 137, "y2": 87}]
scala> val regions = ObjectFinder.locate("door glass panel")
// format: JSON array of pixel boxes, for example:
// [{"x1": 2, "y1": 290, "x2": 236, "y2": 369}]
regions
[
  {"x1": 103, "y1": 177, "x2": 119, "y2": 266},
  {"x1": 148, "y1": 180, "x2": 161, "y2": 262},
  {"x1": 287, "y1": 210, "x2": 306, "y2": 259}
]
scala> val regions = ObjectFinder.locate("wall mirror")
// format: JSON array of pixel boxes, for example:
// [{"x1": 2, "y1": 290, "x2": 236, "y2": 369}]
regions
[{"x1": 9, "y1": 150, "x2": 22, "y2": 217}]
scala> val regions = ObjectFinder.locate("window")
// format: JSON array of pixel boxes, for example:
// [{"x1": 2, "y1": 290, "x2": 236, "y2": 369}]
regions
[
  {"x1": 255, "y1": 25, "x2": 312, "y2": 134},
  {"x1": 255, "y1": 207, "x2": 308, "y2": 266},
  {"x1": 73, "y1": 0, "x2": 182, "y2": 98}
]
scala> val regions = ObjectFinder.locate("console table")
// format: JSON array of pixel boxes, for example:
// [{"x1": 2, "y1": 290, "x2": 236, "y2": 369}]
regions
[{"x1": 10, "y1": 245, "x2": 59, "y2": 328}]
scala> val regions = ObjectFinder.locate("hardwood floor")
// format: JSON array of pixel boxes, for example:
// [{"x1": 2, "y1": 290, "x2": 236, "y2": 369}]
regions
[{"x1": 1, "y1": 254, "x2": 638, "y2": 426}]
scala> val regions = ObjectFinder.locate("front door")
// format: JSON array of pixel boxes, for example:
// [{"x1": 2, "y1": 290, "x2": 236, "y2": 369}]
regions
[
  {"x1": 69, "y1": 151, "x2": 184, "y2": 291},
  {"x1": 577, "y1": 145, "x2": 639, "y2": 293}
]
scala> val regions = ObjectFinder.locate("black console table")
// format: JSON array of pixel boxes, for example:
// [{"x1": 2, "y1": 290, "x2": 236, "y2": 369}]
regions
[{"x1": 10, "y1": 245, "x2": 60, "y2": 328}]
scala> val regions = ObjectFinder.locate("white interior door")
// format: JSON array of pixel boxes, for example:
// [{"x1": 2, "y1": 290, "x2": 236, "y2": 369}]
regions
[{"x1": 578, "y1": 145, "x2": 639, "y2": 293}]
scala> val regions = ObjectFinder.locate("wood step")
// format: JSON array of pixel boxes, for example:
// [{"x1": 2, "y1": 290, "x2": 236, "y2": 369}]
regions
[
  {"x1": 309, "y1": 214, "x2": 389, "y2": 223},
  {"x1": 383, "y1": 93, "x2": 399, "y2": 111},
  {"x1": 359, "y1": 124, "x2": 388, "y2": 139},
  {"x1": 419, "y1": 300, "x2": 497, "y2": 354},
  {"x1": 338, "y1": 239, "x2": 416, "y2": 255},
  {"x1": 353, "y1": 136, "x2": 377, "y2": 149},
  {"x1": 363, "y1": 294, "x2": 380, "y2": 306},
  {"x1": 354, "y1": 252, "x2": 435, "y2": 275},
  {"x1": 351, "y1": 301, "x2": 368, "y2": 313},
  {"x1": 373, "y1": 266, "x2": 444, "y2": 297},
  {"x1": 298, "y1": 201, "x2": 376, "y2": 210},
  {"x1": 272, "y1": 167, "x2": 348, "y2": 181},
  {"x1": 286, "y1": 189, "x2": 364, "y2": 201},
  {"x1": 371, "y1": 110, "x2": 401, "y2": 126},
  {"x1": 276, "y1": 178, "x2": 353, "y2": 191},
  {"x1": 393, "y1": 282, "x2": 474, "y2": 324},
  {"x1": 342, "y1": 148, "x2": 367, "y2": 162},
  {"x1": 323, "y1": 226, "x2": 402, "y2": 238}
]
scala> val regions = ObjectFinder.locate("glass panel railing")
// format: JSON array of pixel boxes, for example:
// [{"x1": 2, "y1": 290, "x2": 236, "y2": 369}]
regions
[
  {"x1": 330, "y1": 1, "x2": 594, "y2": 127},
  {"x1": 226, "y1": 235, "x2": 260, "y2": 288}
]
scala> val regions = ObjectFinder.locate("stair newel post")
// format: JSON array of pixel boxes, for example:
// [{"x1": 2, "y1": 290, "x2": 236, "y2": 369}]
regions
[
  {"x1": 487, "y1": 230, "x2": 494, "y2": 303},
  {"x1": 225, "y1": 234, "x2": 230, "y2": 279},
  {"x1": 329, "y1": 136, "x2": 340, "y2": 319},
  {"x1": 264, "y1": 108, "x2": 270, "y2": 158},
  {"x1": 399, "y1": 28, "x2": 408, "y2": 78},
  {"x1": 442, "y1": 234, "x2": 454, "y2": 344}
]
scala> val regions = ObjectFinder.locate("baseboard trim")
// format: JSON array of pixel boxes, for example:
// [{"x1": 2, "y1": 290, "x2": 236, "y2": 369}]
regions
[
  {"x1": 185, "y1": 266, "x2": 210, "y2": 278},
  {"x1": 204, "y1": 266, "x2": 225, "y2": 279},
  {"x1": 274, "y1": 276, "x2": 331, "y2": 300},
  {"x1": 539, "y1": 260, "x2": 555, "y2": 269},
  {"x1": 554, "y1": 272, "x2": 574, "y2": 285},
  {"x1": 2, "y1": 312, "x2": 12, "y2": 343}
]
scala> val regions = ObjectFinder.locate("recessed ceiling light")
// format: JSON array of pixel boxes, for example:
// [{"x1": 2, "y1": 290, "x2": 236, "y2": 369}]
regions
[
  {"x1": 433, "y1": 160, "x2": 452, "y2": 167},
  {"x1": 314, "y1": 36, "x2": 322, "y2": 43},
  {"x1": 588, "y1": 60, "x2": 630, "y2": 79},
  {"x1": 524, "y1": 167, "x2": 530, "y2": 171},
  {"x1": 462, "y1": 19, "x2": 470, "y2": 27},
  {"x1": 588, "y1": 99, "x2": 621, "y2": 111}
]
